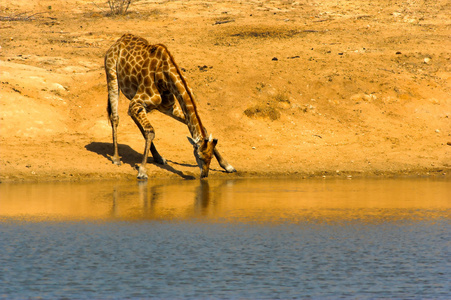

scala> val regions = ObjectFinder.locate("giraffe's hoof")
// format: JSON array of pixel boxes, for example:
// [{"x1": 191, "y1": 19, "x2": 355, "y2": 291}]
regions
[
  {"x1": 108, "y1": 154, "x2": 122, "y2": 165},
  {"x1": 225, "y1": 165, "x2": 236, "y2": 173},
  {"x1": 137, "y1": 173, "x2": 148, "y2": 180},
  {"x1": 137, "y1": 166, "x2": 148, "y2": 180}
]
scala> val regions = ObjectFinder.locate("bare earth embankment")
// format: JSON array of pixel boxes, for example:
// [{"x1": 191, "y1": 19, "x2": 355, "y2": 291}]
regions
[{"x1": 1, "y1": 0, "x2": 450, "y2": 182}]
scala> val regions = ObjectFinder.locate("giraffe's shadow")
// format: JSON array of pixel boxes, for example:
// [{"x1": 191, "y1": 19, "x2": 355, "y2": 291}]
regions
[{"x1": 85, "y1": 142, "x2": 197, "y2": 179}]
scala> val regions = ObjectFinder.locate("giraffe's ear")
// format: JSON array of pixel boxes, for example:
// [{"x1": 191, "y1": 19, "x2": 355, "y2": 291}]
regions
[{"x1": 187, "y1": 136, "x2": 198, "y2": 147}]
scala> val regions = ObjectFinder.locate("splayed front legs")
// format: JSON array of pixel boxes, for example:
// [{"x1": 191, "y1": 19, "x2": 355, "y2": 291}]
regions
[{"x1": 109, "y1": 101, "x2": 235, "y2": 179}]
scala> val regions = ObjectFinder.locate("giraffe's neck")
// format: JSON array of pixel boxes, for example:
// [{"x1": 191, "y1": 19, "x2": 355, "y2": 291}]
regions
[
  {"x1": 174, "y1": 87, "x2": 206, "y2": 143},
  {"x1": 163, "y1": 48, "x2": 207, "y2": 143},
  {"x1": 159, "y1": 44, "x2": 207, "y2": 141}
]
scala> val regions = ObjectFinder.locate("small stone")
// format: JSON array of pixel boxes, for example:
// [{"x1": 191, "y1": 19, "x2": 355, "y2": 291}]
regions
[
  {"x1": 272, "y1": 57, "x2": 278, "y2": 61},
  {"x1": 435, "y1": 129, "x2": 440, "y2": 133},
  {"x1": 363, "y1": 94, "x2": 377, "y2": 101},
  {"x1": 424, "y1": 57, "x2": 431, "y2": 64}
]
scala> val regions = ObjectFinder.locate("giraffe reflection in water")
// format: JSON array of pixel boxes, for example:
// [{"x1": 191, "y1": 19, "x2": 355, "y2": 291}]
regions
[
  {"x1": 1, "y1": 179, "x2": 450, "y2": 222},
  {"x1": 110, "y1": 180, "x2": 214, "y2": 220}
]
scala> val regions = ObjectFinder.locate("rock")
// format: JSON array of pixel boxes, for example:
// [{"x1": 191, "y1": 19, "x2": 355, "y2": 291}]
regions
[
  {"x1": 363, "y1": 94, "x2": 377, "y2": 101},
  {"x1": 350, "y1": 93, "x2": 376, "y2": 102},
  {"x1": 51, "y1": 83, "x2": 67, "y2": 91}
]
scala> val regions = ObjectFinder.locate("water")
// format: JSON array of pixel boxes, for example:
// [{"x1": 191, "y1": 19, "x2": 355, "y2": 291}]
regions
[{"x1": 0, "y1": 178, "x2": 450, "y2": 299}]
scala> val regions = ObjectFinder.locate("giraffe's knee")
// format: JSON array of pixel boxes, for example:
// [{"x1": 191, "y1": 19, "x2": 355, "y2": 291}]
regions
[
  {"x1": 145, "y1": 129, "x2": 155, "y2": 140},
  {"x1": 128, "y1": 100, "x2": 145, "y2": 116},
  {"x1": 140, "y1": 124, "x2": 155, "y2": 143}
]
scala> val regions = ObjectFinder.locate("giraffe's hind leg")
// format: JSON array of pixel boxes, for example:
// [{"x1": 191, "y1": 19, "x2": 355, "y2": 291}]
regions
[
  {"x1": 108, "y1": 108, "x2": 121, "y2": 165},
  {"x1": 105, "y1": 60, "x2": 122, "y2": 165}
]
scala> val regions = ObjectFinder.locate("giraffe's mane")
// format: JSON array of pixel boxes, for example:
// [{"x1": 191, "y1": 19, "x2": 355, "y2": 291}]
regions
[{"x1": 155, "y1": 43, "x2": 207, "y2": 138}]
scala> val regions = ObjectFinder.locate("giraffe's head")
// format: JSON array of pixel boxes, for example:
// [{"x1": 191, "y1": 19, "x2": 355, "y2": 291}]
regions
[{"x1": 188, "y1": 134, "x2": 218, "y2": 178}]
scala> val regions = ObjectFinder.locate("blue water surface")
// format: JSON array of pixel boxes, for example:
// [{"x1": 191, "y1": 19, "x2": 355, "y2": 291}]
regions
[{"x1": 1, "y1": 219, "x2": 450, "y2": 299}]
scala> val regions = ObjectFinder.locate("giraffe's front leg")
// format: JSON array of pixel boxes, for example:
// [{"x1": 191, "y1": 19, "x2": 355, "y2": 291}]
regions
[
  {"x1": 214, "y1": 148, "x2": 236, "y2": 173},
  {"x1": 129, "y1": 100, "x2": 155, "y2": 180},
  {"x1": 138, "y1": 135, "x2": 153, "y2": 180},
  {"x1": 150, "y1": 142, "x2": 166, "y2": 165}
]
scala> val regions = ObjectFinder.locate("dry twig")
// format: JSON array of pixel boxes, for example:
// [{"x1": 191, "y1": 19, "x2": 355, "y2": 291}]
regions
[
  {"x1": 0, "y1": 11, "x2": 48, "y2": 21},
  {"x1": 213, "y1": 19, "x2": 235, "y2": 25}
]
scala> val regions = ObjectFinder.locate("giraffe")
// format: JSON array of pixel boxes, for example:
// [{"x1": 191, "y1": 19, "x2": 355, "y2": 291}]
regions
[{"x1": 104, "y1": 34, "x2": 236, "y2": 179}]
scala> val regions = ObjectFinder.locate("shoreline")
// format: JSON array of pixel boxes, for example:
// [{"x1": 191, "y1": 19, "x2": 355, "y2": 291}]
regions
[{"x1": 1, "y1": 167, "x2": 449, "y2": 184}]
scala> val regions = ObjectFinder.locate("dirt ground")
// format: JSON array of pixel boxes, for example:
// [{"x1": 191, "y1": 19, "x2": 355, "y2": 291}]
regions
[{"x1": 1, "y1": 0, "x2": 450, "y2": 182}]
